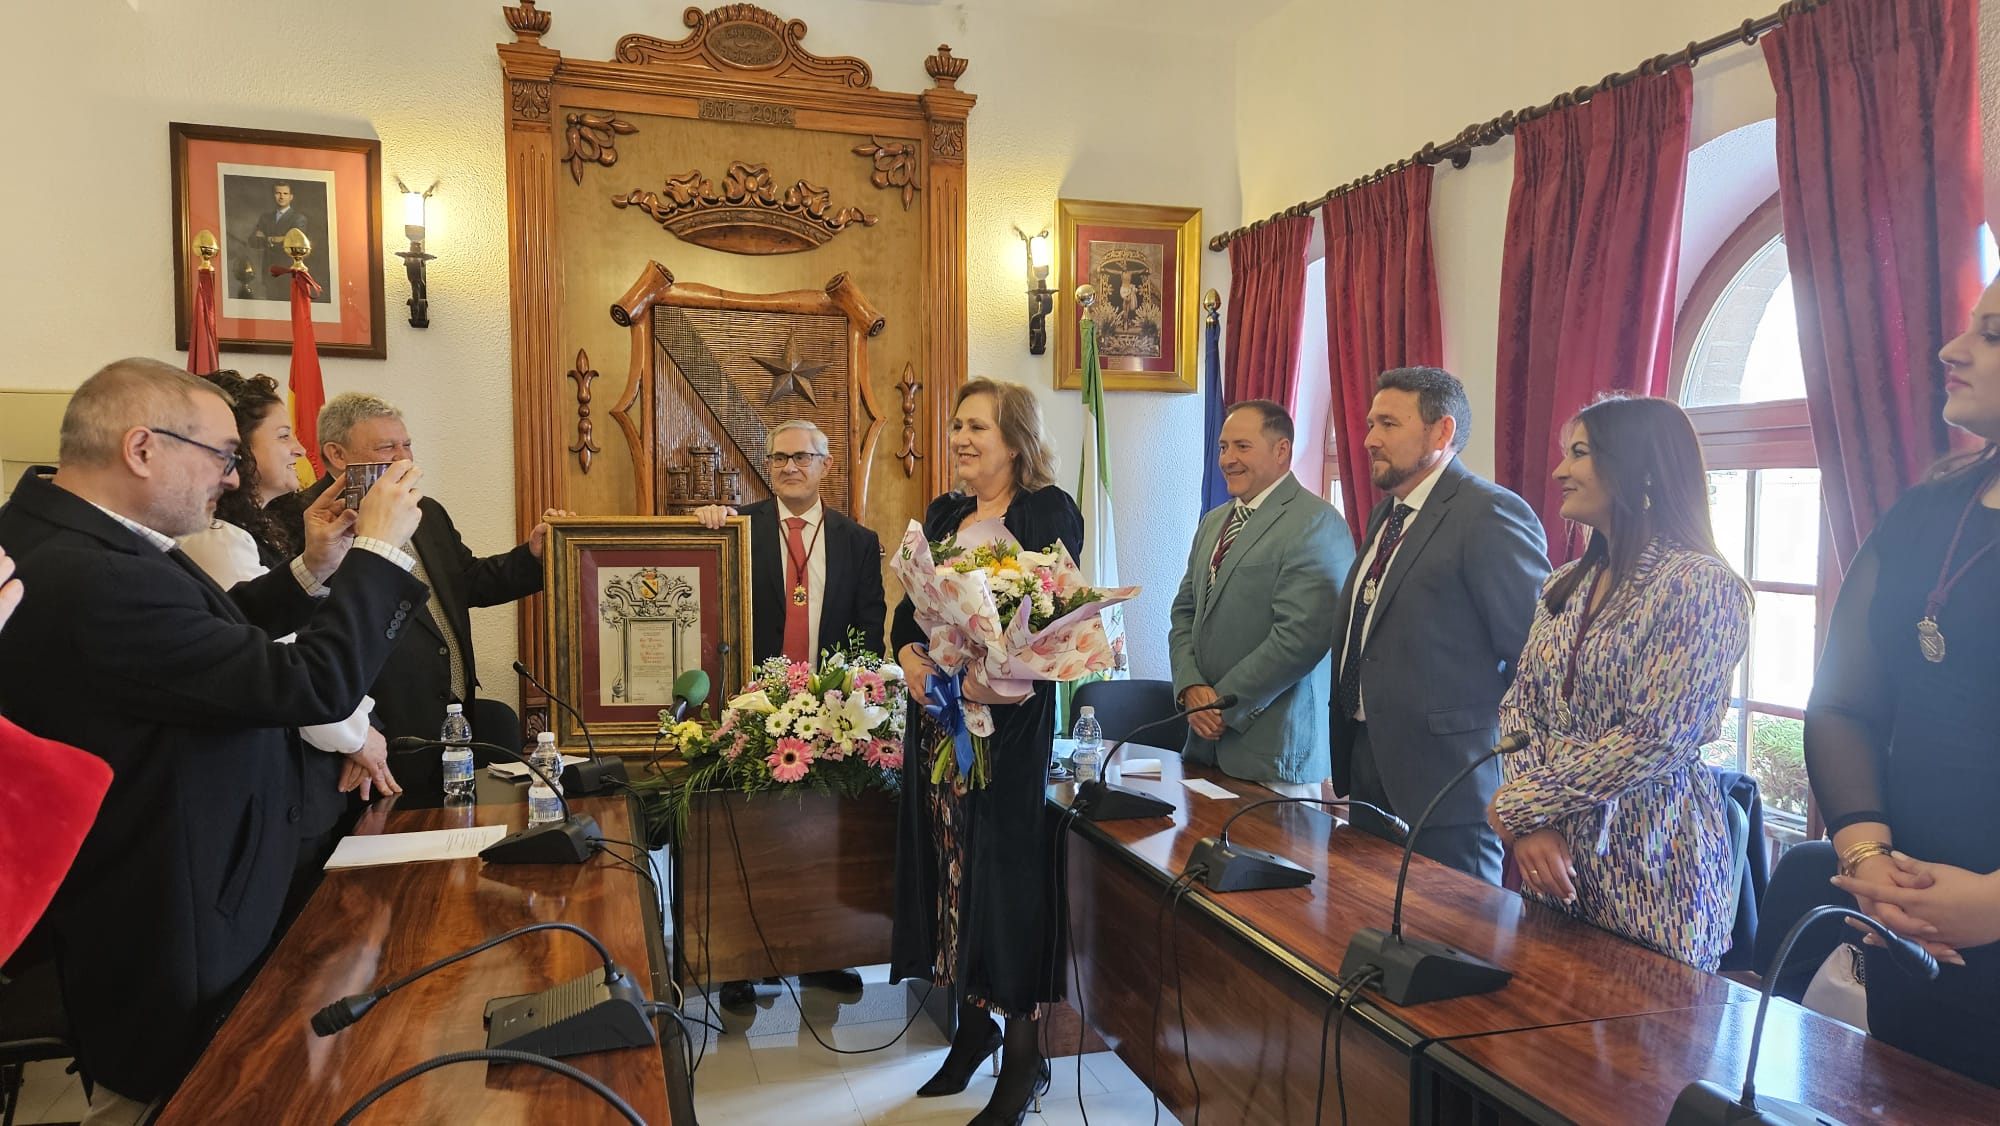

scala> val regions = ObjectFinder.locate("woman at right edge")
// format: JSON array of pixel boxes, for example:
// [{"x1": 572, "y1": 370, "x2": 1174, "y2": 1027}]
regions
[
  {"x1": 1813, "y1": 277, "x2": 2000, "y2": 1086},
  {"x1": 891, "y1": 378, "x2": 1083, "y2": 1126}
]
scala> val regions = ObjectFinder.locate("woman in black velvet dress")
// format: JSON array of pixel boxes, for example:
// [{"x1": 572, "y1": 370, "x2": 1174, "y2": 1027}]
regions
[
  {"x1": 1810, "y1": 279, "x2": 2000, "y2": 1087},
  {"x1": 892, "y1": 378, "x2": 1082, "y2": 1125}
]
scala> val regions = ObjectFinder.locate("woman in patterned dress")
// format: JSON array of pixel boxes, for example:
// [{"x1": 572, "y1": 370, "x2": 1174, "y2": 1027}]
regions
[
  {"x1": 1487, "y1": 395, "x2": 1750, "y2": 970},
  {"x1": 891, "y1": 378, "x2": 1082, "y2": 1125}
]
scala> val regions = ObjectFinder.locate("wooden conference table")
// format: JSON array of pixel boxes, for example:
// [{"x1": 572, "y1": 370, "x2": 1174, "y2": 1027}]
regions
[
  {"x1": 156, "y1": 780, "x2": 688, "y2": 1125},
  {"x1": 1054, "y1": 751, "x2": 2000, "y2": 1125}
]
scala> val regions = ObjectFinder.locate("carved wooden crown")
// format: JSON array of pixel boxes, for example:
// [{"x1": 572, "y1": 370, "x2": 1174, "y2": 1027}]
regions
[
  {"x1": 503, "y1": 0, "x2": 551, "y2": 42},
  {"x1": 612, "y1": 161, "x2": 878, "y2": 255},
  {"x1": 924, "y1": 45, "x2": 967, "y2": 88}
]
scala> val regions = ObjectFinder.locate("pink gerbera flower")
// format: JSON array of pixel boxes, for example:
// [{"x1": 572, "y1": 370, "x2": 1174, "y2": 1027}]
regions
[
  {"x1": 767, "y1": 736, "x2": 813, "y2": 783},
  {"x1": 785, "y1": 662, "x2": 812, "y2": 693},
  {"x1": 872, "y1": 738, "x2": 903, "y2": 770}
]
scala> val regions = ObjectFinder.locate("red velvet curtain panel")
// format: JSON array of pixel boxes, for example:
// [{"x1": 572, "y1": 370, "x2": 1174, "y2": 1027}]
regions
[
  {"x1": 1322, "y1": 165, "x2": 1444, "y2": 541},
  {"x1": 1765, "y1": 0, "x2": 1985, "y2": 570},
  {"x1": 1494, "y1": 68, "x2": 1692, "y2": 563},
  {"x1": 1224, "y1": 213, "x2": 1314, "y2": 412}
]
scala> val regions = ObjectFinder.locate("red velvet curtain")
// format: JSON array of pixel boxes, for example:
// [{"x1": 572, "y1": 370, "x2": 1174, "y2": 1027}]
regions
[
  {"x1": 1224, "y1": 213, "x2": 1314, "y2": 412},
  {"x1": 1494, "y1": 68, "x2": 1692, "y2": 563},
  {"x1": 1322, "y1": 165, "x2": 1444, "y2": 541},
  {"x1": 1766, "y1": 0, "x2": 1985, "y2": 570}
]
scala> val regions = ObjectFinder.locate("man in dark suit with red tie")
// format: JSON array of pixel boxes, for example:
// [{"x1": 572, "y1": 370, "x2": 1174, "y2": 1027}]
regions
[
  {"x1": 695, "y1": 419, "x2": 886, "y2": 664},
  {"x1": 696, "y1": 419, "x2": 887, "y2": 1007}
]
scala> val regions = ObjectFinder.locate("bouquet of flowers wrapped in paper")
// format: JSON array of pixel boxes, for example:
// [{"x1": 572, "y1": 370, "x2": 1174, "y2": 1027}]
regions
[
  {"x1": 641, "y1": 636, "x2": 907, "y2": 833},
  {"x1": 890, "y1": 517, "x2": 1139, "y2": 787}
]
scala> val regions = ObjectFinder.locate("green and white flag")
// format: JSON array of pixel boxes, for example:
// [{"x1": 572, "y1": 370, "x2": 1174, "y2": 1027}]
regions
[{"x1": 1075, "y1": 314, "x2": 1127, "y2": 686}]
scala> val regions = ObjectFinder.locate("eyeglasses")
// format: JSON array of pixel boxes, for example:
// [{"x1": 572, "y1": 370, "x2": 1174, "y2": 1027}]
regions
[
  {"x1": 766, "y1": 452, "x2": 825, "y2": 467},
  {"x1": 149, "y1": 427, "x2": 242, "y2": 476}
]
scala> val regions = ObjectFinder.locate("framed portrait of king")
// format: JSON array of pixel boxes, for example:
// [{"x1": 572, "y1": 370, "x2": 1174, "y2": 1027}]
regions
[
  {"x1": 544, "y1": 517, "x2": 754, "y2": 753},
  {"x1": 1053, "y1": 198, "x2": 1202, "y2": 394},
  {"x1": 169, "y1": 122, "x2": 386, "y2": 360}
]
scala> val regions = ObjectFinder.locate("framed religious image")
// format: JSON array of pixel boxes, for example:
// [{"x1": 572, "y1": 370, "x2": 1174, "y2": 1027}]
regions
[
  {"x1": 544, "y1": 516, "x2": 754, "y2": 753},
  {"x1": 168, "y1": 122, "x2": 386, "y2": 360},
  {"x1": 1053, "y1": 198, "x2": 1202, "y2": 394}
]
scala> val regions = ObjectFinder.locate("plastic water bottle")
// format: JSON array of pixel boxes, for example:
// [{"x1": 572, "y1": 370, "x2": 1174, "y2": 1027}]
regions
[
  {"x1": 440, "y1": 704, "x2": 475, "y2": 802},
  {"x1": 1072, "y1": 706, "x2": 1103, "y2": 784},
  {"x1": 528, "y1": 731, "x2": 565, "y2": 825}
]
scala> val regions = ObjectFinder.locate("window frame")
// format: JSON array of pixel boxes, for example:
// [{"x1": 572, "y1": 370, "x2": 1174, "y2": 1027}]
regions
[{"x1": 1671, "y1": 191, "x2": 1824, "y2": 839}]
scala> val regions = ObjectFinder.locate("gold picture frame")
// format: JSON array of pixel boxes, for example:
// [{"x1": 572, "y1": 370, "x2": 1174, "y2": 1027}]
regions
[
  {"x1": 1053, "y1": 198, "x2": 1203, "y2": 394},
  {"x1": 544, "y1": 516, "x2": 753, "y2": 754}
]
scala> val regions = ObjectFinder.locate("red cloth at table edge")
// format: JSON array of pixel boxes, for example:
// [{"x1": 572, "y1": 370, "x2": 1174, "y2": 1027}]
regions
[{"x1": 1, "y1": 715, "x2": 112, "y2": 963}]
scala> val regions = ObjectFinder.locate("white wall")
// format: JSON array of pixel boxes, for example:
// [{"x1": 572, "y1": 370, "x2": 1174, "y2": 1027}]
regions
[
  {"x1": 3, "y1": 0, "x2": 1241, "y2": 696},
  {"x1": 1235, "y1": 0, "x2": 2000, "y2": 481}
]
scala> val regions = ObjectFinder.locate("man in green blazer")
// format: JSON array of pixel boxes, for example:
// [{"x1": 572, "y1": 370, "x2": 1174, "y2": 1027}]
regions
[{"x1": 1169, "y1": 400, "x2": 1355, "y2": 792}]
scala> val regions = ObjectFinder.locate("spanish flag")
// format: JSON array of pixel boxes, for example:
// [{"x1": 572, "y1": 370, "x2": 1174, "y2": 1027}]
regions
[{"x1": 286, "y1": 262, "x2": 326, "y2": 486}]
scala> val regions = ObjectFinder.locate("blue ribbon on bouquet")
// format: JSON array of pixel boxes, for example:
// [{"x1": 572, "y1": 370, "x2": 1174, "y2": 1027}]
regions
[{"x1": 924, "y1": 667, "x2": 975, "y2": 780}]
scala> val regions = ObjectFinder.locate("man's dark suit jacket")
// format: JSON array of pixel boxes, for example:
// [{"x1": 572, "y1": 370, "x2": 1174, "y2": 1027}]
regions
[
  {"x1": 0, "y1": 470, "x2": 425, "y2": 1101},
  {"x1": 740, "y1": 497, "x2": 887, "y2": 661},
  {"x1": 1331, "y1": 457, "x2": 1549, "y2": 846},
  {"x1": 277, "y1": 475, "x2": 543, "y2": 744}
]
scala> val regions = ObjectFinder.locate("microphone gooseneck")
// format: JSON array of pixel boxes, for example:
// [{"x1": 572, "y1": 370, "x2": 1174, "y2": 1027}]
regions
[
  {"x1": 513, "y1": 660, "x2": 602, "y2": 764},
  {"x1": 1737, "y1": 905, "x2": 1938, "y2": 1111},
  {"x1": 310, "y1": 921, "x2": 623, "y2": 1039},
  {"x1": 1215, "y1": 796, "x2": 1409, "y2": 846},
  {"x1": 1388, "y1": 731, "x2": 1529, "y2": 940},
  {"x1": 387, "y1": 737, "x2": 573, "y2": 821}
]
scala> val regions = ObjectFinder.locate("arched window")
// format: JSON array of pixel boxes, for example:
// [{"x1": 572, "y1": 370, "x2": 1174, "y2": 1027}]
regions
[{"x1": 1674, "y1": 193, "x2": 1817, "y2": 827}]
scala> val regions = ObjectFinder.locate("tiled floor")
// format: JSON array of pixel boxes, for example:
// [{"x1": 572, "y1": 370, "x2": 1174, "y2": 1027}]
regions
[
  {"x1": 685, "y1": 972, "x2": 1182, "y2": 1126},
  {"x1": 10, "y1": 1056, "x2": 88, "y2": 1125}
]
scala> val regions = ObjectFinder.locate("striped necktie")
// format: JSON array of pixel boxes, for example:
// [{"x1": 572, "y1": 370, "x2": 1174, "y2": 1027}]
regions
[{"x1": 1208, "y1": 501, "x2": 1250, "y2": 579}]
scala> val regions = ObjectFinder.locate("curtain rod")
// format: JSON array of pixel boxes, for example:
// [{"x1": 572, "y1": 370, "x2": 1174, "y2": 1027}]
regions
[{"x1": 1209, "y1": 0, "x2": 1831, "y2": 252}]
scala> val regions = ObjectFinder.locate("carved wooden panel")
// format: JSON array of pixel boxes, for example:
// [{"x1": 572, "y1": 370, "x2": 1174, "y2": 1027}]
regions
[{"x1": 500, "y1": 2, "x2": 973, "y2": 692}]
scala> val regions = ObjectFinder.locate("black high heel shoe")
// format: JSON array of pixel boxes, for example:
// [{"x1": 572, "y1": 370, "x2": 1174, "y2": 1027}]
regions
[
  {"x1": 966, "y1": 1057, "x2": 1050, "y2": 1125},
  {"x1": 917, "y1": 1015, "x2": 1003, "y2": 1097}
]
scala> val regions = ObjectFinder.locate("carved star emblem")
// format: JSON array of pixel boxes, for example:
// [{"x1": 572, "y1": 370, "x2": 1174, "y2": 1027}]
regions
[{"x1": 752, "y1": 333, "x2": 827, "y2": 407}]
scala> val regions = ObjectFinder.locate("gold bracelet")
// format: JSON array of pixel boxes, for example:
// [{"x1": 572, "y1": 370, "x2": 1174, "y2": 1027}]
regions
[{"x1": 1839, "y1": 840, "x2": 1894, "y2": 877}]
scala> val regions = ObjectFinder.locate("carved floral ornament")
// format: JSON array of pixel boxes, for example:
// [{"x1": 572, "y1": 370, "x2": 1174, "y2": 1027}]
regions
[
  {"x1": 564, "y1": 112, "x2": 638, "y2": 184},
  {"x1": 929, "y1": 120, "x2": 965, "y2": 160},
  {"x1": 611, "y1": 161, "x2": 878, "y2": 255},
  {"x1": 510, "y1": 80, "x2": 551, "y2": 122},
  {"x1": 853, "y1": 136, "x2": 921, "y2": 210}
]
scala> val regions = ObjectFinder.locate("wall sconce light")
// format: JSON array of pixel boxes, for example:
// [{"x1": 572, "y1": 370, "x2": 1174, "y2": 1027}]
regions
[
  {"x1": 394, "y1": 176, "x2": 439, "y2": 328},
  {"x1": 1014, "y1": 224, "x2": 1055, "y2": 354}
]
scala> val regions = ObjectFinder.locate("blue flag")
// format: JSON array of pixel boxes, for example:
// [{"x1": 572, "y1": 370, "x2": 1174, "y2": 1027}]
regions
[{"x1": 1200, "y1": 306, "x2": 1229, "y2": 513}]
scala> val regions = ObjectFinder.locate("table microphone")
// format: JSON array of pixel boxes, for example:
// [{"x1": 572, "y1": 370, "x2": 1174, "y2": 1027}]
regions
[
  {"x1": 1338, "y1": 731, "x2": 1529, "y2": 1005},
  {"x1": 514, "y1": 659, "x2": 631, "y2": 795},
  {"x1": 310, "y1": 921, "x2": 655, "y2": 1060},
  {"x1": 388, "y1": 737, "x2": 600, "y2": 863},
  {"x1": 668, "y1": 667, "x2": 710, "y2": 723},
  {"x1": 1071, "y1": 693, "x2": 1236, "y2": 822},
  {"x1": 1186, "y1": 796, "x2": 1409, "y2": 892},
  {"x1": 1666, "y1": 905, "x2": 1937, "y2": 1126}
]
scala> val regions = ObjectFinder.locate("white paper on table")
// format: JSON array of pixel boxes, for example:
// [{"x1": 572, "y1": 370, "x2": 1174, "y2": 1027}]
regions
[
  {"x1": 1181, "y1": 778, "x2": 1239, "y2": 800},
  {"x1": 323, "y1": 825, "x2": 507, "y2": 869},
  {"x1": 487, "y1": 755, "x2": 587, "y2": 781},
  {"x1": 1118, "y1": 758, "x2": 1163, "y2": 776}
]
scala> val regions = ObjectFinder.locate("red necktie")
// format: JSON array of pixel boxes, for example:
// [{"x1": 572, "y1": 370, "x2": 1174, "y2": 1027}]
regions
[{"x1": 782, "y1": 516, "x2": 811, "y2": 663}]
